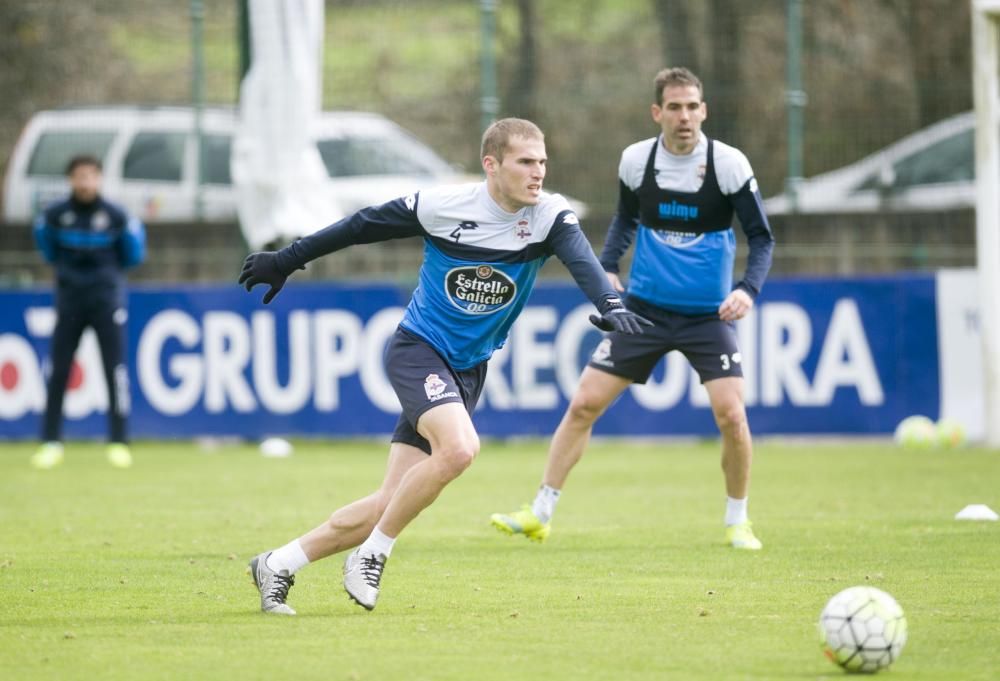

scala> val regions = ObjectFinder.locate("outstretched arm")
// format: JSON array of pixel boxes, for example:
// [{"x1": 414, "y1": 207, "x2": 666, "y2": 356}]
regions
[
  {"x1": 547, "y1": 211, "x2": 651, "y2": 335},
  {"x1": 240, "y1": 196, "x2": 425, "y2": 304}
]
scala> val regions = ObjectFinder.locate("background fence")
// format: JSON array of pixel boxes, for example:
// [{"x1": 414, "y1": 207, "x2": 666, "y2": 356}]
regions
[{"x1": 0, "y1": 0, "x2": 978, "y2": 282}]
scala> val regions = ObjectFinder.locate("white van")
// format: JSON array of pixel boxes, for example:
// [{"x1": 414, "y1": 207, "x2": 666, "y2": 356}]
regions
[{"x1": 3, "y1": 106, "x2": 535, "y2": 224}]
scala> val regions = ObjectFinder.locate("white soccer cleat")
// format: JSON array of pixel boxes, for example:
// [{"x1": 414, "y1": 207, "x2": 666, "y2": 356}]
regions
[
  {"x1": 247, "y1": 552, "x2": 296, "y2": 615},
  {"x1": 343, "y1": 547, "x2": 387, "y2": 611}
]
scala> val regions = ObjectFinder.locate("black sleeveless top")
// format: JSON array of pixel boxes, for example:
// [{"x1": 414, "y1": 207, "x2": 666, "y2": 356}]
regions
[{"x1": 636, "y1": 137, "x2": 734, "y2": 234}]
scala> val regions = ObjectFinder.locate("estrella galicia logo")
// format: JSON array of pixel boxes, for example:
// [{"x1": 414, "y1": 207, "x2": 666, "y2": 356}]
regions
[
  {"x1": 450, "y1": 221, "x2": 478, "y2": 242},
  {"x1": 445, "y1": 264, "x2": 517, "y2": 314},
  {"x1": 658, "y1": 200, "x2": 699, "y2": 221}
]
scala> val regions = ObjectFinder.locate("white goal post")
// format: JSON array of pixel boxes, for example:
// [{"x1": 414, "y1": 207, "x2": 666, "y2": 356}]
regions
[{"x1": 972, "y1": 1, "x2": 1000, "y2": 447}]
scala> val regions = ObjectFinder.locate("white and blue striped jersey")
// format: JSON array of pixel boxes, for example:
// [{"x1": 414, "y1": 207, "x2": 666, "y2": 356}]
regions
[{"x1": 278, "y1": 182, "x2": 619, "y2": 370}]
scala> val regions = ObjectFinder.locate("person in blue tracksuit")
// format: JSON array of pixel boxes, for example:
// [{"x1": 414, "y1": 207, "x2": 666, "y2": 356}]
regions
[
  {"x1": 31, "y1": 155, "x2": 146, "y2": 470},
  {"x1": 240, "y1": 118, "x2": 651, "y2": 615},
  {"x1": 492, "y1": 67, "x2": 776, "y2": 550}
]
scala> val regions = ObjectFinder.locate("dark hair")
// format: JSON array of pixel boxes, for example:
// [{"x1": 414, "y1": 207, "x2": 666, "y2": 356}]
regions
[
  {"x1": 65, "y1": 155, "x2": 102, "y2": 176},
  {"x1": 654, "y1": 67, "x2": 703, "y2": 105}
]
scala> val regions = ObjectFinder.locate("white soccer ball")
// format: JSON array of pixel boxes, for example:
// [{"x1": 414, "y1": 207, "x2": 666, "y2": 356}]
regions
[
  {"x1": 893, "y1": 415, "x2": 936, "y2": 449},
  {"x1": 819, "y1": 586, "x2": 907, "y2": 674},
  {"x1": 935, "y1": 418, "x2": 967, "y2": 449}
]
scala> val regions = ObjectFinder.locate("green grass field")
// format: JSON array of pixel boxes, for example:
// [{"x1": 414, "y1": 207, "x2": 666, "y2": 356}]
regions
[{"x1": 2, "y1": 438, "x2": 998, "y2": 680}]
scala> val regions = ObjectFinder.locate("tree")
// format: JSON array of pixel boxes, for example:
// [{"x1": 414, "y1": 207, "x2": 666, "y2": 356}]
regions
[
  {"x1": 505, "y1": 0, "x2": 539, "y2": 121},
  {"x1": 885, "y1": 0, "x2": 972, "y2": 127},
  {"x1": 0, "y1": 2, "x2": 125, "y2": 177},
  {"x1": 651, "y1": 0, "x2": 702, "y2": 75},
  {"x1": 650, "y1": 0, "x2": 743, "y2": 146},
  {"x1": 703, "y1": 0, "x2": 743, "y2": 147}
]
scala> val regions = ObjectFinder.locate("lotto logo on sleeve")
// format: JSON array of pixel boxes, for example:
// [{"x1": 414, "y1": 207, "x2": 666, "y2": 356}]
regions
[
  {"x1": 445, "y1": 265, "x2": 517, "y2": 314},
  {"x1": 424, "y1": 373, "x2": 458, "y2": 402}
]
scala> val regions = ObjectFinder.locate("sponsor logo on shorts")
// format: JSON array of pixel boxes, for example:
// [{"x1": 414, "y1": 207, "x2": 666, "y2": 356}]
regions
[
  {"x1": 445, "y1": 265, "x2": 517, "y2": 314},
  {"x1": 424, "y1": 373, "x2": 458, "y2": 402},
  {"x1": 591, "y1": 338, "x2": 614, "y2": 367}
]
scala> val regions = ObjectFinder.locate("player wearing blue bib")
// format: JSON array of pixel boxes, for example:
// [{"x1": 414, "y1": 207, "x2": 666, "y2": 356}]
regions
[
  {"x1": 240, "y1": 118, "x2": 650, "y2": 614},
  {"x1": 492, "y1": 67, "x2": 775, "y2": 550}
]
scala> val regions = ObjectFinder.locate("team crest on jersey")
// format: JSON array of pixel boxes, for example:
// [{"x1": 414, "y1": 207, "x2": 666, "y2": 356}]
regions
[
  {"x1": 60, "y1": 211, "x2": 76, "y2": 226},
  {"x1": 591, "y1": 338, "x2": 614, "y2": 366},
  {"x1": 514, "y1": 220, "x2": 531, "y2": 241},
  {"x1": 91, "y1": 210, "x2": 110, "y2": 231},
  {"x1": 404, "y1": 194, "x2": 416, "y2": 211},
  {"x1": 697, "y1": 164, "x2": 706, "y2": 180},
  {"x1": 445, "y1": 265, "x2": 517, "y2": 314}
]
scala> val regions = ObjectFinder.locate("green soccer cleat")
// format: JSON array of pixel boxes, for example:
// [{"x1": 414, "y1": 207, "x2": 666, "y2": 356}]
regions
[
  {"x1": 490, "y1": 505, "x2": 550, "y2": 543},
  {"x1": 106, "y1": 443, "x2": 133, "y2": 469},
  {"x1": 31, "y1": 442, "x2": 64, "y2": 470},
  {"x1": 726, "y1": 521, "x2": 763, "y2": 550}
]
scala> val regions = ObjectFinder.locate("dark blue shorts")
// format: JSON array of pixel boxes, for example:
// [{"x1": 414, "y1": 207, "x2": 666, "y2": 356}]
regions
[
  {"x1": 587, "y1": 298, "x2": 743, "y2": 384},
  {"x1": 385, "y1": 327, "x2": 487, "y2": 455}
]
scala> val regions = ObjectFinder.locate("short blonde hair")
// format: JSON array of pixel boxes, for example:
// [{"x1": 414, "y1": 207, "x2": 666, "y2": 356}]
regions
[
  {"x1": 654, "y1": 67, "x2": 703, "y2": 105},
  {"x1": 481, "y1": 118, "x2": 544, "y2": 161}
]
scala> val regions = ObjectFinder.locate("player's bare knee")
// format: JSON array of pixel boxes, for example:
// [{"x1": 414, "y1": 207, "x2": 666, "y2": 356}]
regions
[
  {"x1": 372, "y1": 489, "x2": 393, "y2": 518},
  {"x1": 434, "y1": 439, "x2": 479, "y2": 480},
  {"x1": 714, "y1": 404, "x2": 748, "y2": 436},
  {"x1": 567, "y1": 393, "x2": 605, "y2": 424}
]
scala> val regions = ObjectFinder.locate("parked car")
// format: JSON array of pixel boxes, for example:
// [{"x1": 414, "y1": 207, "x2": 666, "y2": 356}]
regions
[
  {"x1": 2, "y1": 105, "x2": 587, "y2": 224},
  {"x1": 765, "y1": 111, "x2": 983, "y2": 215}
]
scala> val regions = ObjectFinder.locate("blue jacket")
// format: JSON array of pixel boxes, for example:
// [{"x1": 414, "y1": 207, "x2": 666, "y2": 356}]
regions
[{"x1": 34, "y1": 195, "x2": 146, "y2": 290}]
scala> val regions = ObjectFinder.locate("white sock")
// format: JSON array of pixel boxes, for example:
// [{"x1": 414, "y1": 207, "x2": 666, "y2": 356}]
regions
[
  {"x1": 265, "y1": 539, "x2": 310, "y2": 575},
  {"x1": 531, "y1": 484, "x2": 561, "y2": 524},
  {"x1": 725, "y1": 496, "x2": 749, "y2": 526},
  {"x1": 360, "y1": 526, "x2": 396, "y2": 559}
]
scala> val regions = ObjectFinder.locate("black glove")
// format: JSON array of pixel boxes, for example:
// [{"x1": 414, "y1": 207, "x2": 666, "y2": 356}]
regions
[
  {"x1": 239, "y1": 251, "x2": 299, "y2": 304},
  {"x1": 589, "y1": 298, "x2": 653, "y2": 335}
]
